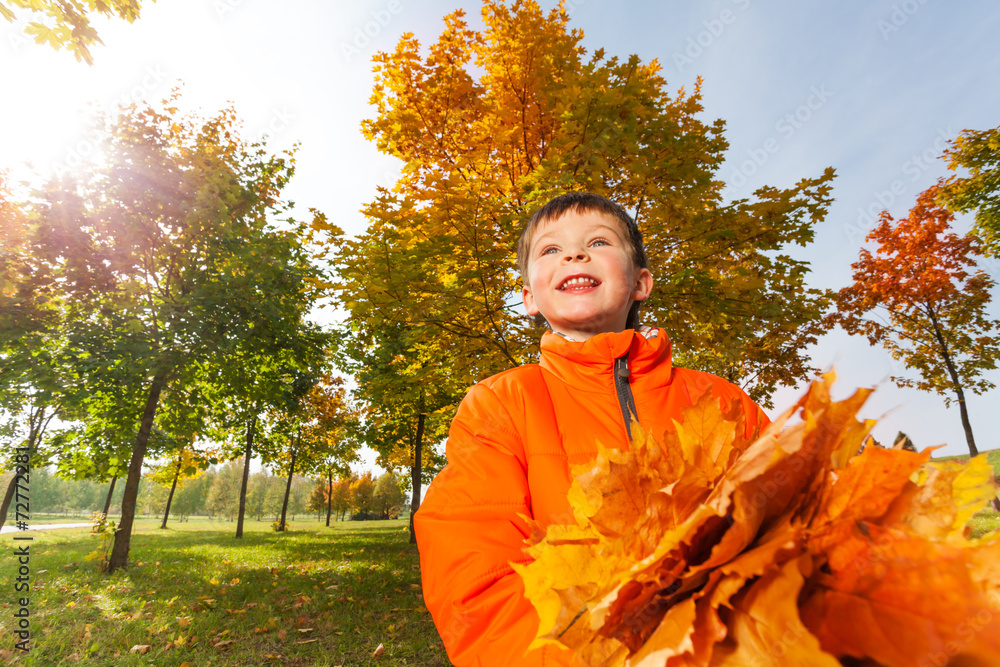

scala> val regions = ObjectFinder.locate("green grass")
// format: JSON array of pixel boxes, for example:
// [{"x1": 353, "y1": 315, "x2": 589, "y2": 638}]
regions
[
  {"x1": 931, "y1": 448, "x2": 1000, "y2": 540},
  {"x1": 931, "y1": 449, "x2": 1000, "y2": 538},
  {"x1": 968, "y1": 510, "x2": 1000, "y2": 540},
  {"x1": 931, "y1": 447, "x2": 1000, "y2": 474},
  {"x1": 0, "y1": 517, "x2": 449, "y2": 666}
]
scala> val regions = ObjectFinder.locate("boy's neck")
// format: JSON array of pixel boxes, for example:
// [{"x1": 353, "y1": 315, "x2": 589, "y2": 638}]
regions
[{"x1": 550, "y1": 325, "x2": 656, "y2": 343}]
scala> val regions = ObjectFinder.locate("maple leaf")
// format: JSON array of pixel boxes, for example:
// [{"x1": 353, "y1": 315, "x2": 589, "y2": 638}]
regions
[{"x1": 516, "y1": 373, "x2": 1000, "y2": 666}]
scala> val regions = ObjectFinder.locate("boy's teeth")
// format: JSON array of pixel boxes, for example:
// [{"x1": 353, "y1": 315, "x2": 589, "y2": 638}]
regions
[{"x1": 561, "y1": 277, "x2": 597, "y2": 289}]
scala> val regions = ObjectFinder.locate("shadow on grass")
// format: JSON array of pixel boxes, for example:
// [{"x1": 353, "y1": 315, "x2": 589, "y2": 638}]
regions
[{"x1": 0, "y1": 520, "x2": 446, "y2": 666}]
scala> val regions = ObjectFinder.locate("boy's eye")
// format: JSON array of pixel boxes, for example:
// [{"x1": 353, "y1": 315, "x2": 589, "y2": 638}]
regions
[
  {"x1": 590, "y1": 238, "x2": 609, "y2": 247},
  {"x1": 541, "y1": 246, "x2": 559, "y2": 256}
]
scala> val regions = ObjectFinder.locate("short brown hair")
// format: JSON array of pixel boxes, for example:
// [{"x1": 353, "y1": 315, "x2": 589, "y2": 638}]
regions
[{"x1": 516, "y1": 192, "x2": 649, "y2": 330}]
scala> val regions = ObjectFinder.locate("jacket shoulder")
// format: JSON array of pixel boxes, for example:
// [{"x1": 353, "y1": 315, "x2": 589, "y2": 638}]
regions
[
  {"x1": 671, "y1": 366, "x2": 742, "y2": 395},
  {"x1": 475, "y1": 363, "x2": 546, "y2": 398}
]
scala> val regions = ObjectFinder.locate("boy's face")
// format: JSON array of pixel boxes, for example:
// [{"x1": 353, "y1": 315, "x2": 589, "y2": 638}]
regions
[{"x1": 522, "y1": 208, "x2": 653, "y2": 341}]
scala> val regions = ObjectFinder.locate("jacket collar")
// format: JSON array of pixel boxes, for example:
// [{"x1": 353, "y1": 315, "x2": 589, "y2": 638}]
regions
[{"x1": 538, "y1": 327, "x2": 674, "y2": 391}]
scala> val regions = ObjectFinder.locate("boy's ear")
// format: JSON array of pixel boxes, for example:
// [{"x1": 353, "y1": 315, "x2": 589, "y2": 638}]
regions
[
  {"x1": 523, "y1": 285, "x2": 540, "y2": 316},
  {"x1": 632, "y1": 268, "x2": 654, "y2": 302}
]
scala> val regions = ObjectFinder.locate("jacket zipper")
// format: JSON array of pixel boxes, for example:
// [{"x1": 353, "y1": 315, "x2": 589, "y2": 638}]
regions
[{"x1": 614, "y1": 353, "x2": 639, "y2": 440}]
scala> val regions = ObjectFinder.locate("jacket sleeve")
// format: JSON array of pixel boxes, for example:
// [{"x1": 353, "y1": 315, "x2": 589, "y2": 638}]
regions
[{"x1": 413, "y1": 382, "x2": 573, "y2": 667}]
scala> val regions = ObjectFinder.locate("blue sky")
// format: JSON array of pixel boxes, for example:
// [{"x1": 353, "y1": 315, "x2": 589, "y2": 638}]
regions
[{"x1": 2, "y1": 0, "x2": 999, "y2": 464}]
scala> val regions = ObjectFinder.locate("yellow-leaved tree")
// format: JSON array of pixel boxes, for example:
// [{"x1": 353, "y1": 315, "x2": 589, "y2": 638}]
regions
[
  {"x1": 314, "y1": 1, "x2": 837, "y2": 528},
  {"x1": 318, "y1": 0, "x2": 834, "y2": 403}
]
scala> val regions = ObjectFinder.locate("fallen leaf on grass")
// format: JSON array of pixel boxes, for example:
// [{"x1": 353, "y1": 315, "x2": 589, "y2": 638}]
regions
[
  {"x1": 213, "y1": 640, "x2": 234, "y2": 649},
  {"x1": 373, "y1": 643, "x2": 385, "y2": 657},
  {"x1": 296, "y1": 639, "x2": 318, "y2": 645},
  {"x1": 128, "y1": 645, "x2": 151, "y2": 655},
  {"x1": 297, "y1": 628, "x2": 313, "y2": 633}
]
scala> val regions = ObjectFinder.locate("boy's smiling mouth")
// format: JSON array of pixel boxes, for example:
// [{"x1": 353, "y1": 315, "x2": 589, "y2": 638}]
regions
[{"x1": 557, "y1": 274, "x2": 600, "y2": 291}]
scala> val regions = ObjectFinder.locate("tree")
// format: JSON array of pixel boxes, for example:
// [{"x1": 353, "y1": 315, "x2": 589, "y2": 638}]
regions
[
  {"x1": 329, "y1": 474, "x2": 353, "y2": 521},
  {"x1": 334, "y1": 320, "x2": 453, "y2": 541},
  {"x1": 372, "y1": 470, "x2": 405, "y2": 519},
  {"x1": 208, "y1": 332, "x2": 329, "y2": 539},
  {"x1": 268, "y1": 373, "x2": 359, "y2": 531},
  {"x1": 205, "y1": 460, "x2": 243, "y2": 521},
  {"x1": 832, "y1": 185, "x2": 1000, "y2": 456},
  {"x1": 300, "y1": 373, "x2": 361, "y2": 527},
  {"x1": 0, "y1": 170, "x2": 79, "y2": 530},
  {"x1": 315, "y1": 0, "x2": 835, "y2": 419},
  {"x1": 0, "y1": 0, "x2": 147, "y2": 65},
  {"x1": 350, "y1": 471, "x2": 375, "y2": 518},
  {"x1": 22, "y1": 90, "x2": 325, "y2": 572},
  {"x1": 149, "y1": 444, "x2": 213, "y2": 529},
  {"x1": 307, "y1": 479, "x2": 327, "y2": 521},
  {"x1": 170, "y1": 468, "x2": 212, "y2": 520},
  {"x1": 938, "y1": 126, "x2": 1000, "y2": 256}
]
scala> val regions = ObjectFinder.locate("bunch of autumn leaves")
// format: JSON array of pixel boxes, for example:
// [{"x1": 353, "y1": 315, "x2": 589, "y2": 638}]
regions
[{"x1": 515, "y1": 374, "x2": 1000, "y2": 666}]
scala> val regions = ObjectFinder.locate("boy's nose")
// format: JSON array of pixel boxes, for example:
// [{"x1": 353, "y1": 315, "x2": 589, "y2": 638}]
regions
[{"x1": 564, "y1": 248, "x2": 589, "y2": 261}]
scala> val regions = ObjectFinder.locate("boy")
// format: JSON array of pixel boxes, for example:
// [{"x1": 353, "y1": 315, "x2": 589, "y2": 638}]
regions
[{"x1": 414, "y1": 192, "x2": 769, "y2": 666}]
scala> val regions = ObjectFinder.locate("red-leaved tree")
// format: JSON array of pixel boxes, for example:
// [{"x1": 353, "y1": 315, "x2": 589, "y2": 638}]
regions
[{"x1": 833, "y1": 185, "x2": 1000, "y2": 456}]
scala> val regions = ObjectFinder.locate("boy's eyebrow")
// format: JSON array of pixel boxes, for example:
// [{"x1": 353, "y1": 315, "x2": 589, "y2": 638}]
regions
[{"x1": 532, "y1": 222, "x2": 624, "y2": 246}]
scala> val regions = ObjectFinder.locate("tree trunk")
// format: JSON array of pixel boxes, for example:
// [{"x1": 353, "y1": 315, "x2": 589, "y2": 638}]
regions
[
  {"x1": 326, "y1": 469, "x2": 332, "y2": 527},
  {"x1": 101, "y1": 475, "x2": 118, "y2": 519},
  {"x1": 278, "y1": 427, "x2": 300, "y2": 532},
  {"x1": 160, "y1": 453, "x2": 182, "y2": 529},
  {"x1": 0, "y1": 405, "x2": 53, "y2": 530},
  {"x1": 409, "y1": 411, "x2": 426, "y2": 545},
  {"x1": 236, "y1": 411, "x2": 258, "y2": 539},
  {"x1": 108, "y1": 371, "x2": 168, "y2": 573},
  {"x1": 0, "y1": 475, "x2": 17, "y2": 532},
  {"x1": 927, "y1": 304, "x2": 979, "y2": 456}
]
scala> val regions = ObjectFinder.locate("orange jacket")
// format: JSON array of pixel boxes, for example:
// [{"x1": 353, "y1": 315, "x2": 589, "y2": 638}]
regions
[{"x1": 414, "y1": 328, "x2": 769, "y2": 666}]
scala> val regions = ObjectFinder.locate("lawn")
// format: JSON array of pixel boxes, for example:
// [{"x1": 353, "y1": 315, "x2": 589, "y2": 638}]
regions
[
  {"x1": 2, "y1": 473, "x2": 998, "y2": 666},
  {"x1": 932, "y1": 448, "x2": 1000, "y2": 538},
  {"x1": 0, "y1": 517, "x2": 449, "y2": 666}
]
